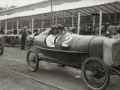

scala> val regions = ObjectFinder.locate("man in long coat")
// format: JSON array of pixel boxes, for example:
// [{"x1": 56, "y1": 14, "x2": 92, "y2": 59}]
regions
[{"x1": 21, "y1": 28, "x2": 27, "y2": 50}]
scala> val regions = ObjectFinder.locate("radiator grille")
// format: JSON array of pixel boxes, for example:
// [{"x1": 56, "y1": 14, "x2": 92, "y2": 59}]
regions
[{"x1": 112, "y1": 43, "x2": 120, "y2": 66}]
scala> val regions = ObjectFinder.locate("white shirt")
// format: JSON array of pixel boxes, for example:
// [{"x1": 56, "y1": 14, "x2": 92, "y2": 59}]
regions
[{"x1": 46, "y1": 34, "x2": 57, "y2": 47}]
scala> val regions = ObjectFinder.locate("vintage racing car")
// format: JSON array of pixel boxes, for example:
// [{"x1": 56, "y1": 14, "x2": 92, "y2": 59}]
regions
[
  {"x1": 26, "y1": 30, "x2": 120, "y2": 90},
  {"x1": 1, "y1": 35, "x2": 21, "y2": 47}
]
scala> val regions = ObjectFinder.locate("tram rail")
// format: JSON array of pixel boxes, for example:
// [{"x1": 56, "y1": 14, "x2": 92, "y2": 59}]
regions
[{"x1": 0, "y1": 65, "x2": 65, "y2": 90}]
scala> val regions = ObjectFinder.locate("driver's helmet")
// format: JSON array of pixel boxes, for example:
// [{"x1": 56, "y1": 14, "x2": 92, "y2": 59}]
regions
[
  {"x1": 51, "y1": 25, "x2": 58, "y2": 30},
  {"x1": 58, "y1": 25, "x2": 64, "y2": 30}
]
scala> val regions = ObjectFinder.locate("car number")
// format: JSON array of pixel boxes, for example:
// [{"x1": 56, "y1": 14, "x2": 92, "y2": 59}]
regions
[{"x1": 61, "y1": 36, "x2": 72, "y2": 47}]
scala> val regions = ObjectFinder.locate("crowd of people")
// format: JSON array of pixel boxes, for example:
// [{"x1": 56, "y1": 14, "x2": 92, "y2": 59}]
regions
[
  {"x1": 1, "y1": 23, "x2": 120, "y2": 49},
  {"x1": 70, "y1": 23, "x2": 120, "y2": 38}
]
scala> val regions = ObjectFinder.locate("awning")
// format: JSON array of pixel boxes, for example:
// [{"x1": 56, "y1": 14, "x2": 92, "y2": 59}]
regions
[{"x1": 0, "y1": 0, "x2": 120, "y2": 21}]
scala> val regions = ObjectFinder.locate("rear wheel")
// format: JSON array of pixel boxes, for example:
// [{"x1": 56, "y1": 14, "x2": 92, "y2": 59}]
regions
[
  {"x1": 0, "y1": 43, "x2": 3, "y2": 55},
  {"x1": 81, "y1": 57, "x2": 110, "y2": 90},
  {"x1": 26, "y1": 50, "x2": 39, "y2": 72}
]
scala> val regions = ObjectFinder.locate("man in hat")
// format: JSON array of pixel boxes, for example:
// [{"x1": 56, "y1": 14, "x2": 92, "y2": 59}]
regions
[
  {"x1": 58, "y1": 25, "x2": 65, "y2": 35},
  {"x1": 46, "y1": 25, "x2": 58, "y2": 47},
  {"x1": 21, "y1": 27, "x2": 27, "y2": 50},
  {"x1": 55, "y1": 25, "x2": 65, "y2": 43}
]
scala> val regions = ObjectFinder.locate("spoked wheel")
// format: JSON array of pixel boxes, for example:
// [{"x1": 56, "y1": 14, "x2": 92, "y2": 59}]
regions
[
  {"x1": 26, "y1": 41, "x2": 31, "y2": 50},
  {"x1": 81, "y1": 57, "x2": 110, "y2": 90},
  {"x1": 26, "y1": 50, "x2": 39, "y2": 72},
  {"x1": 0, "y1": 43, "x2": 3, "y2": 55}
]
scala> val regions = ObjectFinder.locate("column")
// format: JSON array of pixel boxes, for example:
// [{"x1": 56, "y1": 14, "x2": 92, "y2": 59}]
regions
[
  {"x1": 114, "y1": 3, "x2": 116, "y2": 23},
  {"x1": 32, "y1": 18, "x2": 34, "y2": 34},
  {"x1": 17, "y1": 20, "x2": 19, "y2": 35},
  {"x1": 77, "y1": 12, "x2": 80, "y2": 35},
  {"x1": 41, "y1": 14, "x2": 43, "y2": 28},
  {"x1": 21, "y1": 20, "x2": 23, "y2": 29},
  {"x1": 5, "y1": 21, "x2": 7, "y2": 35},
  {"x1": 72, "y1": 15, "x2": 74, "y2": 28},
  {"x1": 55, "y1": 12, "x2": 57, "y2": 25},
  {"x1": 93, "y1": 15, "x2": 95, "y2": 26},
  {"x1": 12, "y1": 21, "x2": 13, "y2": 32},
  {"x1": 99, "y1": 10, "x2": 102, "y2": 36}
]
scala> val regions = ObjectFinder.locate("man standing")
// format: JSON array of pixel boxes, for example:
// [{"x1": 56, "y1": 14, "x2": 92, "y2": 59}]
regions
[{"x1": 21, "y1": 27, "x2": 27, "y2": 50}]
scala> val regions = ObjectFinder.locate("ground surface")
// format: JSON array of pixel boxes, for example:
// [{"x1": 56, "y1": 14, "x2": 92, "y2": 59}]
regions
[{"x1": 0, "y1": 45, "x2": 120, "y2": 90}]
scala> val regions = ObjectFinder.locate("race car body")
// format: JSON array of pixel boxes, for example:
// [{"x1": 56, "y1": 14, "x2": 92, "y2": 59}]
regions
[
  {"x1": 26, "y1": 30, "x2": 120, "y2": 90},
  {"x1": 34, "y1": 30, "x2": 120, "y2": 67}
]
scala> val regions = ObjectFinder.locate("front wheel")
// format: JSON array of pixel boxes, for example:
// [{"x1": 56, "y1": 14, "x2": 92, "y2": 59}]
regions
[
  {"x1": 81, "y1": 57, "x2": 110, "y2": 90},
  {"x1": 26, "y1": 50, "x2": 39, "y2": 72},
  {"x1": 0, "y1": 43, "x2": 3, "y2": 55}
]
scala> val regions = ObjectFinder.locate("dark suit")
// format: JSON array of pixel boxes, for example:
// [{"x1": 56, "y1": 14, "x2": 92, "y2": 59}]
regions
[{"x1": 21, "y1": 31, "x2": 27, "y2": 50}]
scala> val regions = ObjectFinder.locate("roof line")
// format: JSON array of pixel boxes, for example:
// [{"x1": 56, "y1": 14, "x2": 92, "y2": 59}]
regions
[
  {"x1": 0, "y1": 0, "x2": 48, "y2": 13},
  {"x1": 58, "y1": 1, "x2": 120, "y2": 16}
]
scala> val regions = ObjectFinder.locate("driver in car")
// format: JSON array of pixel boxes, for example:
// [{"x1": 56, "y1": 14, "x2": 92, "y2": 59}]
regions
[
  {"x1": 46, "y1": 25, "x2": 58, "y2": 47},
  {"x1": 55, "y1": 25, "x2": 65, "y2": 43}
]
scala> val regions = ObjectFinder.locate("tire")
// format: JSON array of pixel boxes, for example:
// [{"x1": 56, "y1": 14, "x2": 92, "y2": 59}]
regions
[
  {"x1": 26, "y1": 41, "x2": 31, "y2": 50},
  {"x1": 0, "y1": 43, "x2": 3, "y2": 55},
  {"x1": 26, "y1": 50, "x2": 39, "y2": 72},
  {"x1": 81, "y1": 57, "x2": 110, "y2": 90}
]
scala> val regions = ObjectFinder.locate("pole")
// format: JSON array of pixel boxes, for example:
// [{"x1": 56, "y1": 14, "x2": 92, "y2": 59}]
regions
[
  {"x1": 5, "y1": 21, "x2": 7, "y2": 35},
  {"x1": 51, "y1": 0, "x2": 53, "y2": 25},
  {"x1": 21, "y1": 20, "x2": 22, "y2": 30},
  {"x1": 77, "y1": 12, "x2": 80, "y2": 35},
  {"x1": 93, "y1": 15, "x2": 95, "y2": 26},
  {"x1": 55, "y1": 12, "x2": 57, "y2": 25},
  {"x1": 41, "y1": 14, "x2": 43, "y2": 28},
  {"x1": 12, "y1": 21, "x2": 13, "y2": 32},
  {"x1": 72, "y1": 15, "x2": 74, "y2": 28},
  {"x1": 32, "y1": 18, "x2": 34, "y2": 34},
  {"x1": 17, "y1": 20, "x2": 19, "y2": 35},
  {"x1": 99, "y1": 10, "x2": 102, "y2": 36},
  {"x1": 114, "y1": 3, "x2": 116, "y2": 24}
]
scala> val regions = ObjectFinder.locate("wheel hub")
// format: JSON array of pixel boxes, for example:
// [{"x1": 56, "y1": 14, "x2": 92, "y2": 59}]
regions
[
  {"x1": 93, "y1": 68, "x2": 104, "y2": 79},
  {"x1": 30, "y1": 56, "x2": 36, "y2": 63}
]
